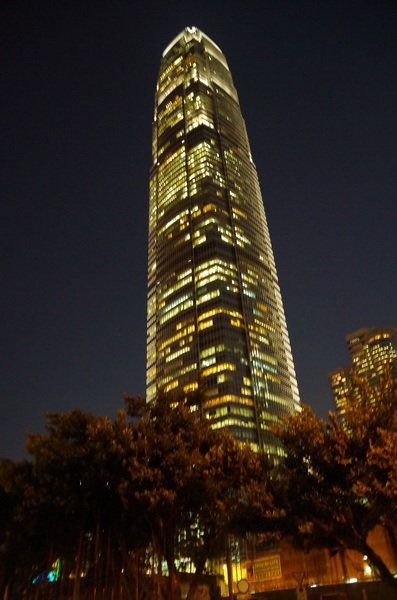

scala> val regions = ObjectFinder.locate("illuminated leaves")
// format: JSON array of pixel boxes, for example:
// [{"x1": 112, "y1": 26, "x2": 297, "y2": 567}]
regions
[{"x1": 271, "y1": 369, "x2": 397, "y2": 587}]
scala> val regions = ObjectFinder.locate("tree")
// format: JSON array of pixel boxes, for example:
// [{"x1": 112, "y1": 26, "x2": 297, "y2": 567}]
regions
[
  {"x1": 271, "y1": 369, "x2": 397, "y2": 592},
  {"x1": 24, "y1": 408, "x2": 153, "y2": 600},
  {"x1": 0, "y1": 459, "x2": 38, "y2": 600},
  {"x1": 123, "y1": 391, "x2": 277, "y2": 600},
  {"x1": 0, "y1": 391, "x2": 278, "y2": 600}
]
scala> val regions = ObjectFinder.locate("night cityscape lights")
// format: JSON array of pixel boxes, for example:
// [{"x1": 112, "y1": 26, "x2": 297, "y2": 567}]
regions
[
  {"x1": 147, "y1": 27, "x2": 300, "y2": 457},
  {"x1": 329, "y1": 326, "x2": 397, "y2": 419}
]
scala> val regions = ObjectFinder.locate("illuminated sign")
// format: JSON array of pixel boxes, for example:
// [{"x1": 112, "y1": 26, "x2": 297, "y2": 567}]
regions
[{"x1": 253, "y1": 555, "x2": 282, "y2": 581}]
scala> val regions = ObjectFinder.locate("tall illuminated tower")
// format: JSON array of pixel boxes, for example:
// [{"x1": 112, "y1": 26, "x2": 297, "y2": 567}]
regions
[{"x1": 147, "y1": 27, "x2": 300, "y2": 456}]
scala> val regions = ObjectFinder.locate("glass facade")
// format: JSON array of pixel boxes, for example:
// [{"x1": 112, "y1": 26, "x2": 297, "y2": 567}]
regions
[
  {"x1": 147, "y1": 27, "x2": 300, "y2": 456},
  {"x1": 329, "y1": 327, "x2": 397, "y2": 420}
]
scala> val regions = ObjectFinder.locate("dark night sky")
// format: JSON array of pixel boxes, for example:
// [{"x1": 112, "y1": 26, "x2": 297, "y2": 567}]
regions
[{"x1": 1, "y1": 1, "x2": 396, "y2": 459}]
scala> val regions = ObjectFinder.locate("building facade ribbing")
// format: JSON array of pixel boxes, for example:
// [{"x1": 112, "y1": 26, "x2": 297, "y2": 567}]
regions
[{"x1": 147, "y1": 27, "x2": 299, "y2": 456}]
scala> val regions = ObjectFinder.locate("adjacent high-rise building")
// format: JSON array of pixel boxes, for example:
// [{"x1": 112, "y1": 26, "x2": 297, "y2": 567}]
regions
[
  {"x1": 329, "y1": 327, "x2": 397, "y2": 419},
  {"x1": 146, "y1": 27, "x2": 300, "y2": 456}
]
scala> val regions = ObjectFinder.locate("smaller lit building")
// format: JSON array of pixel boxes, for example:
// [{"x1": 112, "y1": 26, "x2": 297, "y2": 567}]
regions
[{"x1": 329, "y1": 327, "x2": 397, "y2": 419}]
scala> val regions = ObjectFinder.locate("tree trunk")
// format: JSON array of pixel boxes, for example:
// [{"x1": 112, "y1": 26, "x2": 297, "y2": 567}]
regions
[
  {"x1": 104, "y1": 529, "x2": 112, "y2": 598},
  {"x1": 132, "y1": 550, "x2": 139, "y2": 600},
  {"x1": 73, "y1": 530, "x2": 84, "y2": 600},
  {"x1": 114, "y1": 533, "x2": 134, "y2": 600},
  {"x1": 187, "y1": 529, "x2": 214, "y2": 600},
  {"x1": 226, "y1": 545, "x2": 233, "y2": 600},
  {"x1": 93, "y1": 521, "x2": 101, "y2": 600},
  {"x1": 164, "y1": 529, "x2": 181, "y2": 600},
  {"x1": 0, "y1": 557, "x2": 14, "y2": 600},
  {"x1": 361, "y1": 538, "x2": 397, "y2": 594},
  {"x1": 385, "y1": 524, "x2": 397, "y2": 565}
]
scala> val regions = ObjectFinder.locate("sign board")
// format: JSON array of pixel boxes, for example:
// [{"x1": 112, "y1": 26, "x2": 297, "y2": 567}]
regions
[
  {"x1": 292, "y1": 571, "x2": 306, "y2": 586},
  {"x1": 253, "y1": 554, "x2": 282, "y2": 581},
  {"x1": 237, "y1": 579, "x2": 249, "y2": 594}
]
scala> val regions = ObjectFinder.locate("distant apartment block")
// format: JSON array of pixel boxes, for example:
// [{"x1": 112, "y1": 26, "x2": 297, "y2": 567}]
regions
[{"x1": 329, "y1": 327, "x2": 397, "y2": 418}]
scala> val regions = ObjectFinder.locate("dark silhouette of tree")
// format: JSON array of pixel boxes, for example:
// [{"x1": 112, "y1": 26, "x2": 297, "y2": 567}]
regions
[
  {"x1": 271, "y1": 368, "x2": 397, "y2": 592},
  {"x1": 0, "y1": 389, "x2": 278, "y2": 600},
  {"x1": 123, "y1": 391, "x2": 276, "y2": 600}
]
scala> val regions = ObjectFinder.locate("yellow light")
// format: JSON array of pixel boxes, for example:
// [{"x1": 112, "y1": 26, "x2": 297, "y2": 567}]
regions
[
  {"x1": 202, "y1": 363, "x2": 236, "y2": 377},
  {"x1": 198, "y1": 319, "x2": 213, "y2": 331},
  {"x1": 164, "y1": 380, "x2": 179, "y2": 392}
]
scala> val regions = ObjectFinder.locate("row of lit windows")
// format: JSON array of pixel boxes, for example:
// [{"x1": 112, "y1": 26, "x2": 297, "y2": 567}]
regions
[
  {"x1": 165, "y1": 345, "x2": 190, "y2": 363},
  {"x1": 199, "y1": 344, "x2": 225, "y2": 359},
  {"x1": 197, "y1": 267, "x2": 234, "y2": 285},
  {"x1": 159, "y1": 291, "x2": 191, "y2": 313},
  {"x1": 157, "y1": 201, "x2": 230, "y2": 246},
  {"x1": 367, "y1": 333, "x2": 393, "y2": 343},
  {"x1": 186, "y1": 114, "x2": 215, "y2": 132},
  {"x1": 158, "y1": 361, "x2": 198, "y2": 388},
  {"x1": 248, "y1": 321, "x2": 270, "y2": 336},
  {"x1": 158, "y1": 324, "x2": 196, "y2": 351},
  {"x1": 197, "y1": 273, "x2": 230, "y2": 289},
  {"x1": 211, "y1": 418, "x2": 257, "y2": 430},
  {"x1": 163, "y1": 379, "x2": 179, "y2": 393},
  {"x1": 160, "y1": 274, "x2": 193, "y2": 302},
  {"x1": 159, "y1": 299, "x2": 194, "y2": 324},
  {"x1": 158, "y1": 55, "x2": 183, "y2": 86},
  {"x1": 198, "y1": 318, "x2": 213, "y2": 331},
  {"x1": 249, "y1": 331, "x2": 270, "y2": 346},
  {"x1": 157, "y1": 96, "x2": 183, "y2": 136},
  {"x1": 232, "y1": 207, "x2": 247, "y2": 220},
  {"x1": 201, "y1": 355, "x2": 215, "y2": 368},
  {"x1": 157, "y1": 146, "x2": 185, "y2": 173},
  {"x1": 209, "y1": 405, "x2": 254, "y2": 419},
  {"x1": 235, "y1": 228, "x2": 251, "y2": 247},
  {"x1": 196, "y1": 289, "x2": 221, "y2": 305},
  {"x1": 158, "y1": 190, "x2": 188, "y2": 216},
  {"x1": 196, "y1": 261, "x2": 237, "y2": 284},
  {"x1": 188, "y1": 159, "x2": 223, "y2": 182},
  {"x1": 146, "y1": 365, "x2": 156, "y2": 380},
  {"x1": 158, "y1": 209, "x2": 189, "y2": 236},
  {"x1": 205, "y1": 395, "x2": 254, "y2": 409},
  {"x1": 193, "y1": 234, "x2": 206, "y2": 247},
  {"x1": 201, "y1": 362, "x2": 236, "y2": 377},
  {"x1": 158, "y1": 164, "x2": 186, "y2": 193},
  {"x1": 157, "y1": 75, "x2": 184, "y2": 106},
  {"x1": 198, "y1": 306, "x2": 242, "y2": 322}
]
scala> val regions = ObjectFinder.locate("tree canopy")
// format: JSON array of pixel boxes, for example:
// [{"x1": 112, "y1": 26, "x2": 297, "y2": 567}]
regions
[
  {"x1": 271, "y1": 368, "x2": 397, "y2": 590},
  {"x1": 1, "y1": 372, "x2": 396, "y2": 599},
  {"x1": 0, "y1": 391, "x2": 274, "y2": 600}
]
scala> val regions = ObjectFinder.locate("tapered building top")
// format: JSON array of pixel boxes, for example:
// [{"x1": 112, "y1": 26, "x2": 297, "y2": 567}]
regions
[{"x1": 147, "y1": 27, "x2": 300, "y2": 458}]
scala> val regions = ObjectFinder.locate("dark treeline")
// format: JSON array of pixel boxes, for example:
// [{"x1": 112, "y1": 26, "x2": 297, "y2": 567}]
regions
[{"x1": 0, "y1": 372, "x2": 396, "y2": 600}]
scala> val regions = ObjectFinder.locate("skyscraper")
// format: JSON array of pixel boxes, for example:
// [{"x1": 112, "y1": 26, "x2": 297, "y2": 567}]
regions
[
  {"x1": 147, "y1": 27, "x2": 299, "y2": 456},
  {"x1": 329, "y1": 327, "x2": 397, "y2": 419}
]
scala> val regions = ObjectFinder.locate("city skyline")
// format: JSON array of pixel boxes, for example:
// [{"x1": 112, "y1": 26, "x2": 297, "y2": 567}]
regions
[
  {"x1": 1, "y1": 1, "x2": 396, "y2": 459},
  {"x1": 147, "y1": 27, "x2": 299, "y2": 455}
]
